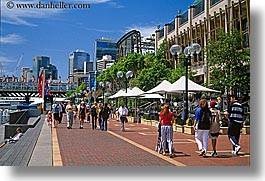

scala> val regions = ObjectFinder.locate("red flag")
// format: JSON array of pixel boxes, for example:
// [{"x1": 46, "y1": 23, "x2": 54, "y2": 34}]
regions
[{"x1": 38, "y1": 70, "x2": 44, "y2": 97}]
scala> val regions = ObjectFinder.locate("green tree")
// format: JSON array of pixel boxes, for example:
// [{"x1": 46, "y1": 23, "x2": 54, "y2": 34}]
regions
[
  {"x1": 206, "y1": 30, "x2": 250, "y2": 96},
  {"x1": 135, "y1": 60, "x2": 172, "y2": 91}
]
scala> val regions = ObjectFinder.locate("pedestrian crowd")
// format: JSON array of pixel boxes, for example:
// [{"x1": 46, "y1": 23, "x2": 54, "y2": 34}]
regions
[
  {"x1": 46, "y1": 100, "x2": 125, "y2": 132},
  {"x1": 44, "y1": 94, "x2": 244, "y2": 159},
  {"x1": 156, "y1": 94, "x2": 244, "y2": 158}
]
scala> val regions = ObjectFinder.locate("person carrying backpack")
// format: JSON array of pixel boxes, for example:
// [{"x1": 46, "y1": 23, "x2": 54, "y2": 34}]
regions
[
  {"x1": 90, "y1": 102, "x2": 98, "y2": 130},
  {"x1": 209, "y1": 101, "x2": 221, "y2": 157},
  {"x1": 193, "y1": 99, "x2": 211, "y2": 157},
  {"x1": 78, "y1": 101, "x2": 86, "y2": 129},
  {"x1": 52, "y1": 103, "x2": 61, "y2": 128},
  {"x1": 101, "y1": 103, "x2": 111, "y2": 131}
]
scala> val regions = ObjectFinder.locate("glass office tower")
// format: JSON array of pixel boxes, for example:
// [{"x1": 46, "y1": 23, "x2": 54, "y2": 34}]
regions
[{"x1": 94, "y1": 37, "x2": 117, "y2": 70}]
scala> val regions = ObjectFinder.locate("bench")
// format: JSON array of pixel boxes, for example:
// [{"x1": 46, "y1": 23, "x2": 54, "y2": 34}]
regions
[{"x1": 0, "y1": 117, "x2": 44, "y2": 166}]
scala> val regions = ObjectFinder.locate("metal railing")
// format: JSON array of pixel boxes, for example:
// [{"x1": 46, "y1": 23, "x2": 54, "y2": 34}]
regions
[
  {"x1": 0, "y1": 109, "x2": 10, "y2": 124},
  {"x1": 0, "y1": 82, "x2": 78, "y2": 92}
]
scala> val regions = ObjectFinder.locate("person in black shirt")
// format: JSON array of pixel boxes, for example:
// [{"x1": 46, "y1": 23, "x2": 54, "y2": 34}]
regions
[
  {"x1": 100, "y1": 103, "x2": 111, "y2": 131},
  {"x1": 90, "y1": 102, "x2": 98, "y2": 130},
  {"x1": 78, "y1": 102, "x2": 86, "y2": 129},
  {"x1": 227, "y1": 95, "x2": 244, "y2": 155}
]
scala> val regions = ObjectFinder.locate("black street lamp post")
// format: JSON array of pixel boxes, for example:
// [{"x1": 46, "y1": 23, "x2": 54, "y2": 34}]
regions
[
  {"x1": 170, "y1": 43, "x2": 201, "y2": 122},
  {"x1": 99, "y1": 81, "x2": 111, "y2": 104},
  {"x1": 117, "y1": 70, "x2": 133, "y2": 107}
]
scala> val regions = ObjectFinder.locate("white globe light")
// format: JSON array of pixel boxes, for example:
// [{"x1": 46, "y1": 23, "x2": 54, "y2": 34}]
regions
[
  {"x1": 99, "y1": 81, "x2": 104, "y2": 87},
  {"x1": 126, "y1": 71, "x2": 133, "y2": 79},
  {"x1": 170, "y1": 45, "x2": 182, "y2": 56},
  {"x1": 192, "y1": 43, "x2": 201, "y2": 54},
  {"x1": 184, "y1": 46, "x2": 194, "y2": 57},
  {"x1": 117, "y1": 71, "x2": 123, "y2": 78}
]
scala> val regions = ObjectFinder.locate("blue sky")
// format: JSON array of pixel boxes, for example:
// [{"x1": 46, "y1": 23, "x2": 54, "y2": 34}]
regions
[{"x1": 1, "y1": 0, "x2": 195, "y2": 81}]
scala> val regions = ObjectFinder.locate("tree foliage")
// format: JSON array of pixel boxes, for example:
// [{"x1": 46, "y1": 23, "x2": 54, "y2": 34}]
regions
[
  {"x1": 206, "y1": 30, "x2": 250, "y2": 96},
  {"x1": 97, "y1": 39, "x2": 187, "y2": 94}
]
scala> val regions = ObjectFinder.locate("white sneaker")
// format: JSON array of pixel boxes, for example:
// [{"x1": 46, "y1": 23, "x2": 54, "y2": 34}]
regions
[
  {"x1": 235, "y1": 145, "x2": 241, "y2": 154},
  {"x1": 231, "y1": 151, "x2": 236, "y2": 155},
  {"x1": 211, "y1": 151, "x2": 218, "y2": 157}
]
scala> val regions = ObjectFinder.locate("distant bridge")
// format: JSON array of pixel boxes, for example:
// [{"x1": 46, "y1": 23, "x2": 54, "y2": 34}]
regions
[{"x1": 0, "y1": 82, "x2": 78, "y2": 98}]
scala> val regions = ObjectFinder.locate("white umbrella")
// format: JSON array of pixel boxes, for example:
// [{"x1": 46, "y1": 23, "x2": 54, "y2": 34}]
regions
[{"x1": 168, "y1": 76, "x2": 220, "y2": 93}]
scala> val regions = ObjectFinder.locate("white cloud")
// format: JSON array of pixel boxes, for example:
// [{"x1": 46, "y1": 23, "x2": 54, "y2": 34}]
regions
[
  {"x1": 125, "y1": 25, "x2": 157, "y2": 37},
  {"x1": 107, "y1": 1, "x2": 125, "y2": 8},
  {"x1": 0, "y1": 56, "x2": 19, "y2": 76},
  {"x1": 84, "y1": 28, "x2": 116, "y2": 33},
  {"x1": 0, "y1": 56, "x2": 16, "y2": 64},
  {"x1": 0, "y1": 34, "x2": 25, "y2": 44},
  {"x1": 1, "y1": 0, "x2": 111, "y2": 26},
  {"x1": 1, "y1": 0, "x2": 60, "y2": 26}
]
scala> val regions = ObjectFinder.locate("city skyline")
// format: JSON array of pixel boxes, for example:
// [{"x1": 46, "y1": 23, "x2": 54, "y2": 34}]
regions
[{"x1": 0, "y1": 0, "x2": 194, "y2": 81}]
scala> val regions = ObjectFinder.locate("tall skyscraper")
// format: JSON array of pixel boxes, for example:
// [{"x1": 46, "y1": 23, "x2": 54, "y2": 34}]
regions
[
  {"x1": 68, "y1": 50, "x2": 90, "y2": 83},
  {"x1": 94, "y1": 37, "x2": 117, "y2": 70},
  {"x1": 32, "y1": 56, "x2": 50, "y2": 80},
  {"x1": 33, "y1": 56, "x2": 58, "y2": 81}
]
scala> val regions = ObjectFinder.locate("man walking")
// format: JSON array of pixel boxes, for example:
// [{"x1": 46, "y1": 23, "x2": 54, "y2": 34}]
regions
[
  {"x1": 227, "y1": 95, "x2": 244, "y2": 155},
  {"x1": 118, "y1": 103, "x2": 128, "y2": 132},
  {"x1": 66, "y1": 100, "x2": 74, "y2": 129},
  {"x1": 90, "y1": 102, "x2": 98, "y2": 130}
]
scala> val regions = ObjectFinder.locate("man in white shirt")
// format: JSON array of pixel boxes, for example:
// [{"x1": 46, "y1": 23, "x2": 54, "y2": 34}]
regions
[
  {"x1": 66, "y1": 100, "x2": 74, "y2": 129},
  {"x1": 118, "y1": 104, "x2": 128, "y2": 132}
]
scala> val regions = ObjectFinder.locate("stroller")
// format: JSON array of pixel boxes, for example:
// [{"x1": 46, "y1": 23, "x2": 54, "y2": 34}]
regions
[{"x1": 155, "y1": 122, "x2": 175, "y2": 154}]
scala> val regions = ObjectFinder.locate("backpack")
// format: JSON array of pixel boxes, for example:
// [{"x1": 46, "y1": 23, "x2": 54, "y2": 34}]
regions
[
  {"x1": 101, "y1": 107, "x2": 110, "y2": 118},
  {"x1": 210, "y1": 109, "x2": 220, "y2": 133},
  {"x1": 80, "y1": 107, "x2": 85, "y2": 114},
  {"x1": 90, "y1": 106, "x2": 96, "y2": 115},
  {"x1": 53, "y1": 105, "x2": 59, "y2": 114},
  {"x1": 198, "y1": 107, "x2": 211, "y2": 130}
]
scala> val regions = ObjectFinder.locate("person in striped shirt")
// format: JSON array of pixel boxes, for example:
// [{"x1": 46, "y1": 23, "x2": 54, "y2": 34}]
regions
[{"x1": 227, "y1": 95, "x2": 244, "y2": 155}]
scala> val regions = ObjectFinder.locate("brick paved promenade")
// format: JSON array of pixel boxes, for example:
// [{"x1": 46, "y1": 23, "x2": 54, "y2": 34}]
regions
[{"x1": 54, "y1": 116, "x2": 250, "y2": 166}]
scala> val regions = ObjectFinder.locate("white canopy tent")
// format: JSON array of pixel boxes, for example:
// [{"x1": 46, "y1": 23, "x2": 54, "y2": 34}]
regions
[
  {"x1": 108, "y1": 89, "x2": 126, "y2": 99},
  {"x1": 123, "y1": 87, "x2": 145, "y2": 98},
  {"x1": 167, "y1": 76, "x2": 220, "y2": 93},
  {"x1": 139, "y1": 93, "x2": 165, "y2": 99},
  {"x1": 145, "y1": 80, "x2": 173, "y2": 94}
]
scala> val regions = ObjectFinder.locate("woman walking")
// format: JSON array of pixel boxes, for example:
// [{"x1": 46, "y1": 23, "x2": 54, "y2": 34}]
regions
[
  {"x1": 193, "y1": 99, "x2": 211, "y2": 157},
  {"x1": 159, "y1": 104, "x2": 175, "y2": 158},
  {"x1": 78, "y1": 101, "x2": 86, "y2": 129}
]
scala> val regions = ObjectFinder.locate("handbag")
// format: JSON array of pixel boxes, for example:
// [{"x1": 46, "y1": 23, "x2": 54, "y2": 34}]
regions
[{"x1": 124, "y1": 117, "x2": 128, "y2": 123}]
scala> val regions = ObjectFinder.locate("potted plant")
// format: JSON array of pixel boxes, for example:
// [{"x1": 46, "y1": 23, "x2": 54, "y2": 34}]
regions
[
  {"x1": 175, "y1": 117, "x2": 184, "y2": 133},
  {"x1": 184, "y1": 117, "x2": 195, "y2": 135},
  {"x1": 220, "y1": 118, "x2": 229, "y2": 135},
  {"x1": 242, "y1": 118, "x2": 250, "y2": 134}
]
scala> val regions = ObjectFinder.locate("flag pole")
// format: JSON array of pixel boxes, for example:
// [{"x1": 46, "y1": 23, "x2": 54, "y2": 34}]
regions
[{"x1": 42, "y1": 68, "x2": 45, "y2": 111}]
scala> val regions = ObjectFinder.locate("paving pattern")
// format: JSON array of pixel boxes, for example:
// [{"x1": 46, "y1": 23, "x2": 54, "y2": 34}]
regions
[{"x1": 55, "y1": 118, "x2": 250, "y2": 166}]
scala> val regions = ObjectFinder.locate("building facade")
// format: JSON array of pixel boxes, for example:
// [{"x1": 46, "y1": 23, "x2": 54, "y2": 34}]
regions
[
  {"x1": 68, "y1": 50, "x2": 90, "y2": 83},
  {"x1": 20, "y1": 67, "x2": 32, "y2": 82},
  {"x1": 94, "y1": 37, "x2": 117, "y2": 70},
  {"x1": 155, "y1": 0, "x2": 250, "y2": 84},
  {"x1": 116, "y1": 30, "x2": 142, "y2": 60},
  {"x1": 96, "y1": 55, "x2": 115, "y2": 72}
]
